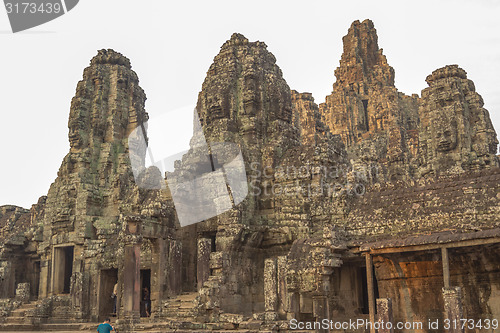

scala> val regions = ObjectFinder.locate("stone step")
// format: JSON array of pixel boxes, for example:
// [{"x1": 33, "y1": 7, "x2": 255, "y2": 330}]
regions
[
  {"x1": 0, "y1": 322, "x2": 91, "y2": 332},
  {"x1": 15, "y1": 304, "x2": 36, "y2": 311},
  {"x1": 179, "y1": 302, "x2": 196, "y2": 309},
  {"x1": 80, "y1": 322, "x2": 102, "y2": 331},
  {"x1": 0, "y1": 323, "x2": 33, "y2": 331},
  {"x1": 163, "y1": 309, "x2": 193, "y2": 317},
  {"x1": 21, "y1": 302, "x2": 36, "y2": 308},
  {"x1": 41, "y1": 323, "x2": 85, "y2": 330},
  {"x1": 163, "y1": 304, "x2": 195, "y2": 311},
  {"x1": 177, "y1": 293, "x2": 198, "y2": 302},
  {"x1": 8, "y1": 302, "x2": 37, "y2": 317},
  {"x1": 9, "y1": 309, "x2": 26, "y2": 317},
  {"x1": 5, "y1": 317, "x2": 25, "y2": 324},
  {"x1": 127, "y1": 319, "x2": 263, "y2": 332}
]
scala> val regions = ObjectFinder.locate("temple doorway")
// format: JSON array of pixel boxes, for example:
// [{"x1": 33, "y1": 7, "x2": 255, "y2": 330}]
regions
[
  {"x1": 98, "y1": 269, "x2": 118, "y2": 320},
  {"x1": 140, "y1": 269, "x2": 151, "y2": 317},
  {"x1": 52, "y1": 246, "x2": 74, "y2": 294}
]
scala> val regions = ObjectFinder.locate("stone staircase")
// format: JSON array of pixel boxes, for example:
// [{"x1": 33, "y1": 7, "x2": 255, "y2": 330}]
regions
[
  {"x1": 132, "y1": 292, "x2": 273, "y2": 332},
  {"x1": 0, "y1": 294, "x2": 272, "y2": 332},
  {"x1": 161, "y1": 292, "x2": 198, "y2": 320},
  {"x1": 2, "y1": 301, "x2": 36, "y2": 325},
  {"x1": 0, "y1": 298, "x2": 92, "y2": 331}
]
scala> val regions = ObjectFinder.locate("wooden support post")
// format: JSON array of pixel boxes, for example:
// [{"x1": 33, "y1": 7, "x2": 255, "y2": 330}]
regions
[
  {"x1": 441, "y1": 247, "x2": 450, "y2": 288},
  {"x1": 365, "y1": 253, "x2": 376, "y2": 333}
]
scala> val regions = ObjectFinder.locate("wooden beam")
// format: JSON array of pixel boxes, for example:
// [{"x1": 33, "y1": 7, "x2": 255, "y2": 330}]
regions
[
  {"x1": 442, "y1": 247, "x2": 450, "y2": 289},
  {"x1": 365, "y1": 236, "x2": 500, "y2": 255},
  {"x1": 365, "y1": 253, "x2": 376, "y2": 333}
]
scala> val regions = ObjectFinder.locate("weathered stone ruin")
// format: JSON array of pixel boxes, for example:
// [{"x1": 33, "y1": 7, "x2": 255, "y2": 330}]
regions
[{"x1": 0, "y1": 19, "x2": 499, "y2": 332}]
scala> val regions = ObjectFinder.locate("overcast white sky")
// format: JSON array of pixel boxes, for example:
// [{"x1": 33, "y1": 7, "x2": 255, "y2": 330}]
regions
[{"x1": 0, "y1": 0, "x2": 499, "y2": 209}]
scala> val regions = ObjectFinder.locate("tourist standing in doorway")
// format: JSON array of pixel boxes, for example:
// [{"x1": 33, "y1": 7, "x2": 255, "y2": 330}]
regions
[
  {"x1": 143, "y1": 287, "x2": 151, "y2": 317},
  {"x1": 111, "y1": 283, "x2": 118, "y2": 315}
]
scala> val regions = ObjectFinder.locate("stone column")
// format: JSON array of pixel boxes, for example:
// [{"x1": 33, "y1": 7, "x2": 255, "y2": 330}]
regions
[
  {"x1": 277, "y1": 256, "x2": 288, "y2": 316},
  {"x1": 264, "y1": 258, "x2": 278, "y2": 321},
  {"x1": 151, "y1": 238, "x2": 165, "y2": 318},
  {"x1": 365, "y1": 253, "x2": 376, "y2": 333},
  {"x1": 197, "y1": 237, "x2": 212, "y2": 291},
  {"x1": 71, "y1": 252, "x2": 85, "y2": 320},
  {"x1": 168, "y1": 240, "x2": 182, "y2": 295},
  {"x1": 38, "y1": 259, "x2": 50, "y2": 298},
  {"x1": 119, "y1": 217, "x2": 142, "y2": 326},
  {"x1": 313, "y1": 259, "x2": 332, "y2": 333},
  {"x1": 313, "y1": 295, "x2": 329, "y2": 333},
  {"x1": 122, "y1": 243, "x2": 141, "y2": 323},
  {"x1": 442, "y1": 287, "x2": 464, "y2": 333},
  {"x1": 376, "y1": 298, "x2": 394, "y2": 333}
]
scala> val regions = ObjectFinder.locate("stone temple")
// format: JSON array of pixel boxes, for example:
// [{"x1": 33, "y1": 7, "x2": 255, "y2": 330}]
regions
[{"x1": 0, "y1": 19, "x2": 499, "y2": 332}]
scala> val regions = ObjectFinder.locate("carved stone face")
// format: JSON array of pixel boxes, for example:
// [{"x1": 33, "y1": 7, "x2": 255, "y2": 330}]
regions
[
  {"x1": 434, "y1": 118, "x2": 458, "y2": 152},
  {"x1": 206, "y1": 93, "x2": 227, "y2": 121}
]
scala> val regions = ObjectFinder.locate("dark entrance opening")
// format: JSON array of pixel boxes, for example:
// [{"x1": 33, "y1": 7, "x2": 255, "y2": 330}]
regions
[
  {"x1": 360, "y1": 266, "x2": 379, "y2": 314},
  {"x1": 140, "y1": 269, "x2": 151, "y2": 317},
  {"x1": 63, "y1": 247, "x2": 73, "y2": 293},
  {"x1": 210, "y1": 235, "x2": 216, "y2": 252},
  {"x1": 53, "y1": 246, "x2": 74, "y2": 294},
  {"x1": 98, "y1": 269, "x2": 118, "y2": 320},
  {"x1": 361, "y1": 99, "x2": 369, "y2": 131}
]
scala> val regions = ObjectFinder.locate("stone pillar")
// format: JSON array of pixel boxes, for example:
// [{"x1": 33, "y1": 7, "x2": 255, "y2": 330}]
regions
[
  {"x1": 168, "y1": 240, "x2": 182, "y2": 295},
  {"x1": 376, "y1": 298, "x2": 394, "y2": 333},
  {"x1": 71, "y1": 253, "x2": 85, "y2": 319},
  {"x1": 442, "y1": 287, "x2": 464, "y2": 333},
  {"x1": 264, "y1": 258, "x2": 278, "y2": 321},
  {"x1": 365, "y1": 253, "x2": 376, "y2": 333},
  {"x1": 51, "y1": 246, "x2": 64, "y2": 294},
  {"x1": 286, "y1": 292, "x2": 300, "y2": 320},
  {"x1": 151, "y1": 238, "x2": 165, "y2": 317},
  {"x1": 313, "y1": 295, "x2": 329, "y2": 333},
  {"x1": 197, "y1": 237, "x2": 212, "y2": 291},
  {"x1": 277, "y1": 256, "x2": 288, "y2": 315},
  {"x1": 122, "y1": 243, "x2": 141, "y2": 323},
  {"x1": 0, "y1": 261, "x2": 14, "y2": 298},
  {"x1": 313, "y1": 257, "x2": 332, "y2": 333},
  {"x1": 119, "y1": 217, "x2": 142, "y2": 326},
  {"x1": 38, "y1": 259, "x2": 50, "y2": 298}
]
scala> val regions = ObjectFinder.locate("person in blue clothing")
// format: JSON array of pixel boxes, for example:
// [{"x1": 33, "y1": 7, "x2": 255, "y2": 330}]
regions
[{"x1": 97, "y1": 318, "x2": 115, "y2": 333}]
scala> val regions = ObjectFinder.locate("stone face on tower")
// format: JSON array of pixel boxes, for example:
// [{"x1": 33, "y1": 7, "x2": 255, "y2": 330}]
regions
[
  {"x1": 197, "y1": 33, "x2": 296, "y2": 147},
  {"x1": 45, "y1": 49, "x2": 152, "y2": 239},
  {"x1": 417, "y1": 65, "x2": 499, "y2": 177},
  {"x1": 69, "y1": 49, "x2": 147, "y2": 150}
]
